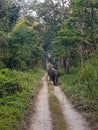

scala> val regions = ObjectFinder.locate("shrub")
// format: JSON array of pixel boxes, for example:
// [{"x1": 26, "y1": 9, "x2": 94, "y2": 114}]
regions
[
  {"x1": 0, "y1": 73, "x2": 7, "y2": 97},
  {"x1": 0, "y1": 71, "x2": 22, "y2": 98},
  {"x1": 0, "y1": 68, "x2": 10, "y2": 75},
  {"x1": 79, "y1": 63, "x2": 97, "y2": 83},
  {"x1": 4, "y1": 80, "x2": 22, "y2": 96},
  {"x1": 0, "y1": 61, "x2": 4, "y2": 69}
]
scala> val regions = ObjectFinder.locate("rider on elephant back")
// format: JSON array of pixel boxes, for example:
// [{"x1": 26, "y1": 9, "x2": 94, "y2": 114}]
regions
[{"x1": 47, "y1": 64, "x2": 54, "y2": 81}]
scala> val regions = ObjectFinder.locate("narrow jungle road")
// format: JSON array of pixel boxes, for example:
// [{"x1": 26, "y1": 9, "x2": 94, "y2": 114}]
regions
[{"x1": 28, "y1": 73, "x2": 91, "y2": 130}]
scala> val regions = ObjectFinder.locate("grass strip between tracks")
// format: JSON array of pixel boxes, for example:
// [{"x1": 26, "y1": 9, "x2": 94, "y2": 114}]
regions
[{"x1": 48, "y1": 80, "x2": 67, "y2": 130}]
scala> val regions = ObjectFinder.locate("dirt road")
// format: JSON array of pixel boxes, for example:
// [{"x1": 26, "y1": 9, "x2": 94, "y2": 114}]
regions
[
  {"x1": 28, "y1": 73, "x2": 91, "y2": 130},
  {"x1": 28, "y1": 73, "x2": 53, "y2": 130}
]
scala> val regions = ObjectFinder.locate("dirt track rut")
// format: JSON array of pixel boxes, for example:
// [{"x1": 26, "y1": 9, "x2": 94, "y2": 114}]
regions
[
  {"x1": 54, "y1": 87, "x2": 91, "y2": 130},
  {"x1": 28, "y1": 73, "x2": 52, "y2": 130}
]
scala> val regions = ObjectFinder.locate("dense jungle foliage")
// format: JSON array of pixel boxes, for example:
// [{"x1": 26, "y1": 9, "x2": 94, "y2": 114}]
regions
[{"x1": 0, "y1": 0, "x2": 98, "y2": 129}]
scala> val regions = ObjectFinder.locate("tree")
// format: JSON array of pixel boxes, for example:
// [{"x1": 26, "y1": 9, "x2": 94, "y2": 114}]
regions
[
  {"x1": 51, "y1": 0, "x2": 98, "y2": 73},
  {"x1": 70, "y1": 0, "x2": 98, "y2": 67},
  {"x1": 0, "y1": 0, "x2": 20, "y2": 32},
  {"x1": 7, "y1": 18, "x2": 43, "y2": 69},
  {"x1": 33, "y1": 0, "x2": 70, "y2": 69},
  {"x1": 51, "y1": 18, "x2": 77, "y2": 73}
]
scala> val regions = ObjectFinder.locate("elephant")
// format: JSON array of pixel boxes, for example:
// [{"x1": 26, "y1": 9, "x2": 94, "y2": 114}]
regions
[{"x1": 48, "y1": 67, "x2": 60, "y2": 86}]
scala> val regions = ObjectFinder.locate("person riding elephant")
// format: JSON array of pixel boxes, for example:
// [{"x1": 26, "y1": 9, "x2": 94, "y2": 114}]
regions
[
  {"x1": 48, "y1": 64, "x2": 60, "y2": 86},
  {"x1": 51, "y1": 67, "x2": 60, "y2": 86}
]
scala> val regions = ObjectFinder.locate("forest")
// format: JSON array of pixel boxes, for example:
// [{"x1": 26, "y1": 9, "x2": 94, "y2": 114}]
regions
[{"x1": 0, "y1": 0, "x2": 98, "y2": 130}]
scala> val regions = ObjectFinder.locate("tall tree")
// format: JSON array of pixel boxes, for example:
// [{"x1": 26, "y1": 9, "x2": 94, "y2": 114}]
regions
[{"x1": 33, "y1": 0, "x2": 70, "y2": 68}]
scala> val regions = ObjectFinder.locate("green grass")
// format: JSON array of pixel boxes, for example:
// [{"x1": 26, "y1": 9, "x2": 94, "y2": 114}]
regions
[
  {"x1": 0, "y1": 68, "x2": 44, "y2": 130},
  {"x1": 48, "y1": 81, "x2": 67, "y2": 130}
]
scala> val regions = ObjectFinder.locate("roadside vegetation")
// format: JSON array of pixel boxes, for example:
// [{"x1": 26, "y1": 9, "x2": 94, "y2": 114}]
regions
[
  {"x1": 0, "y1": 68, "x2": 43, "y2": 130},
  {"x1": 60, "y1": 54, "x2": 98, "y2": 130}
]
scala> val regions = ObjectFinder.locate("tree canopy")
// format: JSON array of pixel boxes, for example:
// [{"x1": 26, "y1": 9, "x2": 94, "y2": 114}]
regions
[{"x1": 0, "y1": 0, "x2": 98, "y2": 70}]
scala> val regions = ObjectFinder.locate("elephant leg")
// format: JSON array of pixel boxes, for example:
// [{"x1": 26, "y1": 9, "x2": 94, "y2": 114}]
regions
[
  {"x1": 55, "y1": 76, "x2": 58, "y2": 86},
  {"x1": 52, "y1": 76, "x2": 56, "y2": 85},
  {"x1": 50, "y1": 74, "x2": 53, "y2": 81}
]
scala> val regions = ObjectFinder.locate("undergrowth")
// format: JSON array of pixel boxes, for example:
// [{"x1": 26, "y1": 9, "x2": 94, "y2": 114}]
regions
[
  {"x1": 60, "y1": 55, "x2": 98, "y2": 130},
  {"x1": 0, "y1": 68, "x2": 44, "y2": 130}
]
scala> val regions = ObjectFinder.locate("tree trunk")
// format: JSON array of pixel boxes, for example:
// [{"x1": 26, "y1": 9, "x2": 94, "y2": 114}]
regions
[
  {"x1": 96, "y1": 44, "x2": 98, "y2": 52},
  {"x1": 63, "y1": 55, "x2": 70, "y2": 74},
  {"x1": 80, "y1": 43, "x2": 84, "y2": 68},
  {"x1": 61, "y1": 58, "x2": 63, "y2": 67},
  {"x1": 56, "y1": 58, "x2": 61, "y2": 71}
]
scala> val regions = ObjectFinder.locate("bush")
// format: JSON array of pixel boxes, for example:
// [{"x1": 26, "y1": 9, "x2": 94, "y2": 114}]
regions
[
  {"x1": 0, "y1": 68, "x2": 10, "y2": 75},
  {"x1": 0, "y1": 61, "x2": 4, "y2": 69},
  {"x1": 4, "y1": 80, "x2": 22, "y2": 96},
  {"x1": 0, "y1": 70, "x2": 22, "y2": 98},
  {"x1": 0, "y1": 73, "x2": 7, "y2": 97},
  {"x1": 79, "y1": 63, "x2": 97, "y2": 83}
]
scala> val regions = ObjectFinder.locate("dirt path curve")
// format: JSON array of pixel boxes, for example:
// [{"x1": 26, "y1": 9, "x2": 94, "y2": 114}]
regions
[
  {"x1": 28, "y1": 73, "x2": 52, "y2": 130},
  {"x1": 54, "y1": 86, "x2": 91, "y2": 130}
]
